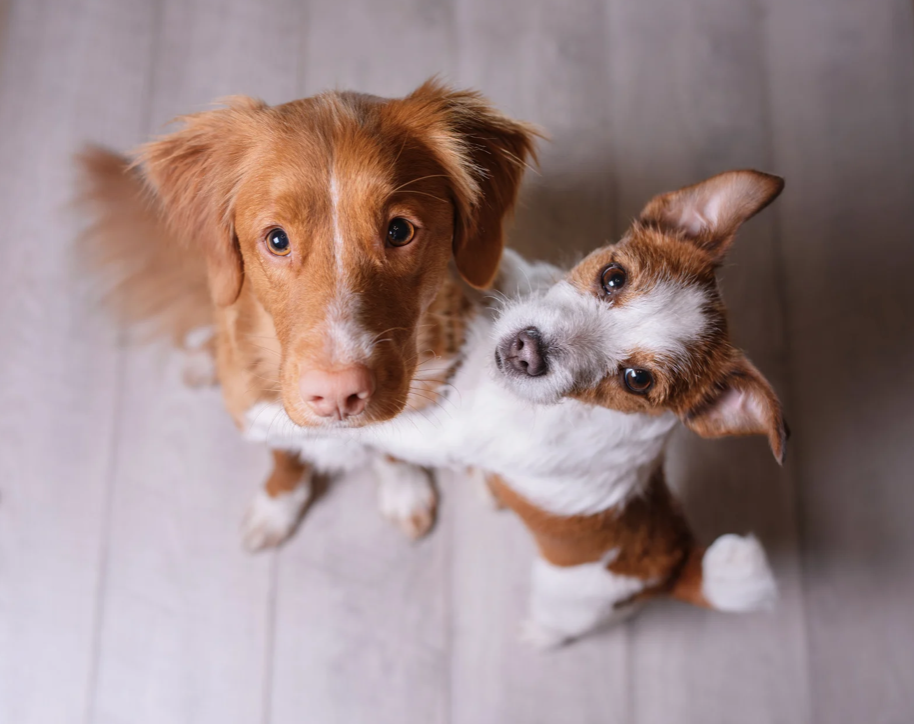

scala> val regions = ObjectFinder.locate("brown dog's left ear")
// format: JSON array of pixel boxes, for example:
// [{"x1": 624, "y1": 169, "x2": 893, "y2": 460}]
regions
[
  {"x1": 683, "y1": 356, "x2": 789, "y2": 464},
  {"x1": 639, "y1": 169, "x2": 784, "y2": 263},
  {"x1": 412, "y1": 80, "x2": 541, "y2": 288}
]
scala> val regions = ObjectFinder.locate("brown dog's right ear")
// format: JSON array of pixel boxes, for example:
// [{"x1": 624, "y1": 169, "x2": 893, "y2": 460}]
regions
[
  {"x1": 412, "y1": 81, "x2": 542, "y2": 289},
  {"x1": 136, "y1": 97, "x2": 266, "y2": 307}
]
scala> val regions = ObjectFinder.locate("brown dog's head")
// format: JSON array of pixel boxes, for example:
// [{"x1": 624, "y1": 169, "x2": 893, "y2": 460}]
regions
[
  {"x1": 494, "y1": 170, "x2": 789, "y2": 463},
  {"x1": 139, "y1": 80, "x2": 538, "y2": 427}
]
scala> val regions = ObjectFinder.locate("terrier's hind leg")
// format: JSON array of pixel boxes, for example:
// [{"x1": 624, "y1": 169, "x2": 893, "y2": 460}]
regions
[{"x1": 521, "y1": 555, "x2": 648, "y2": 649}]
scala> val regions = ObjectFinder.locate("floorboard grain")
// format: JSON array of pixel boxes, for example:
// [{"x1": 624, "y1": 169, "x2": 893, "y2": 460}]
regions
[
  {"x1": 765, "y1": 1, "x2": 914, "y2": 722},
  {"x1": 87, "y1": 1, "x2": 303, "y2": 722},
  {"x1": 0, "y1": 2, "x2": 157, "y2": 722}
]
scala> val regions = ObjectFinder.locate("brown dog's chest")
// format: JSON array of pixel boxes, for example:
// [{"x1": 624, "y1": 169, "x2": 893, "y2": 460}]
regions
[
  {"x1": 405, "y1": 273, "x2": 475, "y2": 412},
  {"x1": 488, "y1": 471, "x2": 694, "y2": 586}
]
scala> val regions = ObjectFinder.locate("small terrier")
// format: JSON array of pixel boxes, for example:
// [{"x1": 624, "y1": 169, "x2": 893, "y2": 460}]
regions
[{"x1": 250, "y1": 169, "x2": 788, "y2": 646}]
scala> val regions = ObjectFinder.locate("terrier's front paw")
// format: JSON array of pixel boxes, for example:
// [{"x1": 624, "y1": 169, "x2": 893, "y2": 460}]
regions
[
  {"x1": 376, "y1": 461, "x2": 438, "y2": 540},
  {"x1": 519, "y1": 619, "x2": 570, "y2": 651},
  {"x1": 240, "y1": 485, "x2": 310, "y2": 552}
]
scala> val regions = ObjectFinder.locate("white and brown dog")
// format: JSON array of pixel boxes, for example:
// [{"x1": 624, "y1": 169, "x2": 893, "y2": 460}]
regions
[{"x1": 249, "y1": 169, "x2": 788, "y2": 647}]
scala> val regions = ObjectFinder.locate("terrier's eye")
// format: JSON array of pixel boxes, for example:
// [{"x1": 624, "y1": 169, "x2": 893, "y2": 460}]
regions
[
  {"x1": 623, "y1": 367, "x2": 653, "y2": 394},
  {"x1": 266, "y1": 228, "x2": 291, "y2": 256},
  {"x1": 387, "y1": 217, "x2": 415, "y2": 247},
  {"x1": 600, "y1": 263, "x2": 627, "y2": 296}
]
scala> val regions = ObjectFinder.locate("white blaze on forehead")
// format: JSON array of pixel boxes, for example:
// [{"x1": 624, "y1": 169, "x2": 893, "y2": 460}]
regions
[
  {"x1": 322, "y1": 171, "x2": 372, "y2": 364},
  {"x1": 323, "y1": 292, "x2": 373, "y2": 365},
  {"x1": 329, "y1": 172, "x2": 345, "y2": 276}
]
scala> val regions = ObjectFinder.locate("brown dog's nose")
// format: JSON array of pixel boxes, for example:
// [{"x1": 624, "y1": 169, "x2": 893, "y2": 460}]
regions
[
  {"x1": 504, "y1": 328, "x2": 548, "y2": 377},
  {"x1": 299, "y1": 366, "x2": 374, "y2": 420}
]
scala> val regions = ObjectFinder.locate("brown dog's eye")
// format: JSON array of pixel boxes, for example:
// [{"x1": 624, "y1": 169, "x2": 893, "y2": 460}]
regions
[
  {"x1": 387, "y1": 217, "x2": 415, "y2": 247},
  {"x1": 600, "y1": 264, "x2": 626, "y2": 296},
  {"x1": 267, "y1": 228, "x2": 291, "y2": 256},
  {"x1": 623, "y1": 367, "x2": 653, "y2": 394}
]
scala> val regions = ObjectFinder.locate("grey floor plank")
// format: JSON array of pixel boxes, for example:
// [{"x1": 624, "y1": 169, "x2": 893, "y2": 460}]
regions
[
  {"x1": 603, "y1": 2, "x2": 812, "y2": 723},
  {"x1": 455, "y1": 0, "x2": 617, "y2": 267},
  {"x1": 448, "y1": 3, "x2": 629, "y2": 723},
  {"x1": 302, "y1": 0, "x2": 456, "y2": 97},
  {"x1": 764, "y1": 1, "x2": 914, "y2": 722},
  {"x1": 90, "y1": 361, "x2": 275, "y2": 724},
  {"x1": 268, "y1": 5, "x2": 456, "y2": 722},
  {"x1": 0, "y1": 1, "x2": 9, "y2": 65},
  {"x1": 270, "y1": 467, "x2": 452, "y2": 724},
  {"x1": 150, "y1": 0, "x2": 305, "y2": 116},
  {"x1": 88, "y1": 1, "x2": 303, "y2": 723},
  {"x1": 0, "y1": 1, "x2": 156, "y2": 722}
]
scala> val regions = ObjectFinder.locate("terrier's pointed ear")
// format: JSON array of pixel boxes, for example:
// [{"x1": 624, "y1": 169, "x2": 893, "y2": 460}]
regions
[
  {"x1": 683, "y1": 356, "x2": 789, "y2": 465},
  {"x1": 136, "y1": 97, "x2": 265, "y2": 306},
  {"x1": 638, "y1": 170, "x2": 784, "y2": 262}
]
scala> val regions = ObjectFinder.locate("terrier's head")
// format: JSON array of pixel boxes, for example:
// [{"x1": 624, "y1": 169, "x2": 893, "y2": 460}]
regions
[{"x1": 494, "y1": 170, "x2": 788, "y2": 462}]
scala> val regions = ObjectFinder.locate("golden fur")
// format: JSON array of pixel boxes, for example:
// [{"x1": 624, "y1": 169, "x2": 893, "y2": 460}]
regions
[{"x1": 77, "y1": 80, "x2": 539, "y2": 503}]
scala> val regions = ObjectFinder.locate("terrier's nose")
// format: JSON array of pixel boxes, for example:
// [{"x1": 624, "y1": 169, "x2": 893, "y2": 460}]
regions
[
  {"x1": 504, "y1": 328, "x2": 548, "y2": 377},
  {"x1": 299, "y1": 365, "x2": 374, "y2": 420}
]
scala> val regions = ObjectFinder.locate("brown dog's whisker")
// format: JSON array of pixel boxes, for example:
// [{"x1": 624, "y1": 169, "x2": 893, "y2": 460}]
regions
[
  {"x1": 369, "y1": 326, "x2": 410, "y2": 343},
  {"x1": 390, "y1": 189, "x2": 448, "y2": 204},
  {"x1": 244, "y1": 341, "x2": 282, "y2": 358},
  {"x1": 389, "y1": 173, "x2": 450, "y2": 195}
]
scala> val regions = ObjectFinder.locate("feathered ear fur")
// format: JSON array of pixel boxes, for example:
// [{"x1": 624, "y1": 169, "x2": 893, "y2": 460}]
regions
[
  {"x1": 409, "y1": 80, "x2": 542, "y2": 289},
  {"x1": 638, "y1": 169, "x2": 784, "y2": 263},
  {"x1": 136, "y1": 97, "x2": 267, "y2": 306},
  {"x1": 683, "y1": 356, "x2": 789, "y2": 464}
]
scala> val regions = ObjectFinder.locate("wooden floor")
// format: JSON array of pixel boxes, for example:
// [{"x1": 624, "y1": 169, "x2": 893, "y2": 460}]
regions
[{"x1": 1, "y1": 0, "x2": 913, "y2": 722}]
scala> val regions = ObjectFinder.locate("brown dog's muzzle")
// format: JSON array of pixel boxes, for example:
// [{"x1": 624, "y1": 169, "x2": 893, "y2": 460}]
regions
[{"x1": 278, "y1": 308, "x2": 417, "y2": 428}]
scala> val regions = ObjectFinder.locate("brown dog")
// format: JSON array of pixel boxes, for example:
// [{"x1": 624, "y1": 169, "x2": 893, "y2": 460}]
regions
[{"x1": 78, "y1": 80, "x2": 539, "y2": 547}]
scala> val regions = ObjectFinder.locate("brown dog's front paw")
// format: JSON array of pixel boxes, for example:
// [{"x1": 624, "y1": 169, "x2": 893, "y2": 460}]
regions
[
  {"x1": 375, "y1": 459, "x2": 438, "y2": 540},
  {"x1": 240, "y1": 485, "x2": 310, "y2": 552}
]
